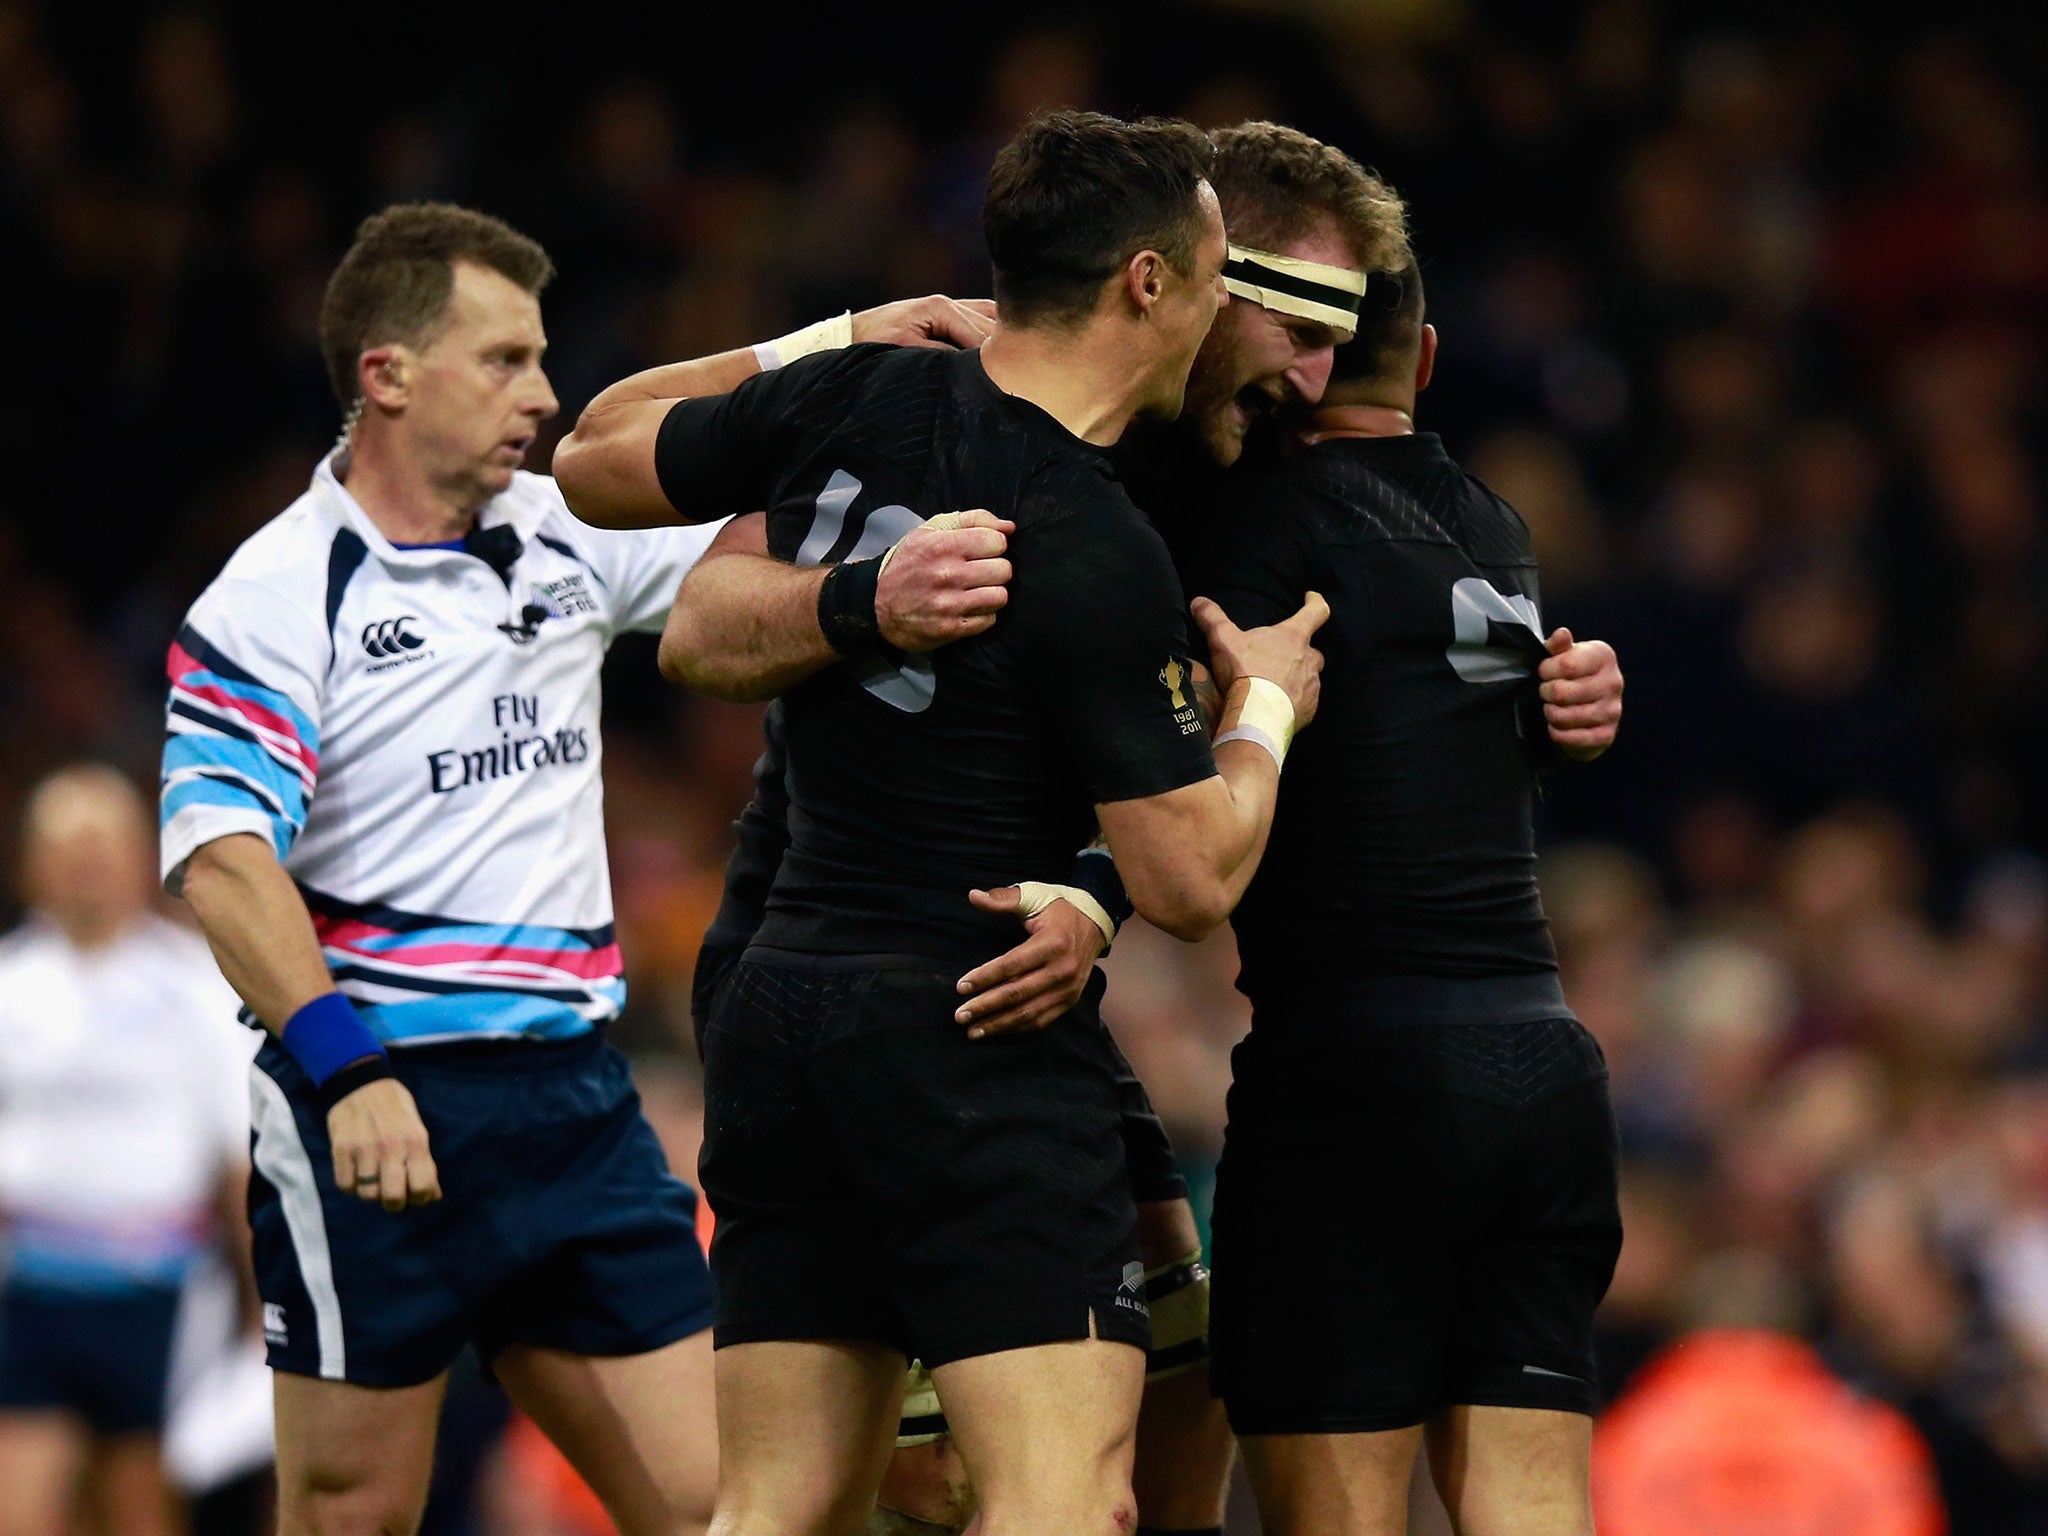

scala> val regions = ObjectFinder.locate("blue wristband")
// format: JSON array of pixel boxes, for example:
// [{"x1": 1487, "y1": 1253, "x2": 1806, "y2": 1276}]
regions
[
  {"x1": 281, "y1": 992, "x2": 386, "y2": 1087},
  {"x1": 1068, "y1": 847, "x2": 1134, "y2": 941}
]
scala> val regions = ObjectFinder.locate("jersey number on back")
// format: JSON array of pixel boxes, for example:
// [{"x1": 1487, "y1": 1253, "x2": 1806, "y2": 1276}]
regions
[
  {"x1": 795, "y1": 470, "x2": 935, "y2": 714},
  {"x1": 1446, "y1": 577, "x2": 1542, "y2": 684}
]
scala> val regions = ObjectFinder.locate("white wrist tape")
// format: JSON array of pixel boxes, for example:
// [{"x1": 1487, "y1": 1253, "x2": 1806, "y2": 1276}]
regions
[
  {"x1": 1013, "y1": 881, "x2": 1117, "y2": 948},
  {"x1": 754, "y1": 310, "x2": 854, "y2": 372},
  {"x1": 1215, "y1": 676, "x2": 1297, "y2": 771},
  {"x1": 877, "y1": 511, "x2": 965, "y2": 578}
]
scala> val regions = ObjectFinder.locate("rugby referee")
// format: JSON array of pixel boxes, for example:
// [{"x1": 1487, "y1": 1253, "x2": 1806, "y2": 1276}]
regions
[{"x1": 162, "y1": 201, "x2": 991, "y2": 1536}]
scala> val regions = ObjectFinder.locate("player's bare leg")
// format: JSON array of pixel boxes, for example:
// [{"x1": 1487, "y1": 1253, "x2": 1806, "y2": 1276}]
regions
[
  {"x1": 1423, "y1": 1405, "x2": 1593, "y2": 1536},
  {"x1": 272, "y1": 1372, "x2": 446, "y2": 1536},
  {"x1": 868, "y1": 1197, "x2": 1226, "y2": 1536},
  {"x1": 1239, "y1": 1425, "x2": 1425, "y2": 1536},
  {"x1": 712, "y1": 1340, "x2": 907, "y2": 1536},
  {"x1": 931, "y1": 1335, "x2": 1143, "y2": 1536},
  {"x1": 1132, "y1": 1198, "x2": 1233, "y2": 1531},
  {"x1": 0, "y1": 1412, "x2": 84, "y2": 1536},
  {"x1": 495, "y1": 1331, "x2": 718, "y2": 1536},
  {"x1": 87, "y1": 1433, "x2": 180, "y2": 1536}
]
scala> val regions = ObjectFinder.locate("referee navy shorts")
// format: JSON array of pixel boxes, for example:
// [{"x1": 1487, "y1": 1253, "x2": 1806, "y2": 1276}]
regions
[
  {"x1": 698, "y1": 952, "x2": 1151, "y2": 1368},
  {"x1": 1210, "y1": 972, "x2": 1622, "y2": 1435},
  {"x1": 249, "y1": 1029, "x2": 713, "y2": 1389},
  {"x1": 0, "y1": 1279, "x2": 183, "y2": 1434}
]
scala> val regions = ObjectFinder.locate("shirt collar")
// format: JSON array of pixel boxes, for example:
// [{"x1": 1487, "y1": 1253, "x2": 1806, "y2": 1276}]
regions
[{"x1": 310, "y1": 452, "x2": 551, "y2": 562}]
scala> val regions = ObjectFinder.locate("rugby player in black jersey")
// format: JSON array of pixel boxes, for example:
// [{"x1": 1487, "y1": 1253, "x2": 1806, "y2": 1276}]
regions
[
  {"x1": 555, "y1": 111, "x2": 1326, "y2": 1536},
  {"x1": 588, "y1": 120, "x2": 1432, "y2": 1536},
  {"x1": 1170, "y1": 211, "x2": 1626, "y2": 1535},
  {"x1": 689, "y1": 705, "x2": 1224, "y2": 1536}
]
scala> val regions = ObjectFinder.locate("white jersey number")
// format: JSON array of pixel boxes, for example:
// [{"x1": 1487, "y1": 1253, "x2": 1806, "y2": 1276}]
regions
[
  {"x1": 797, "y1": 470, "x2": 935, "y2": 714},
  {"x1": 1446, "y1": 576, "x2": 1542, "y2": 684}
]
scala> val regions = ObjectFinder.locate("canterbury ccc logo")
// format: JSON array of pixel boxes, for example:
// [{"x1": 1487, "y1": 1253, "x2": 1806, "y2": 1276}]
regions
[{"x1": 361, "y1": 616, "x2": 426, "y2": 658}]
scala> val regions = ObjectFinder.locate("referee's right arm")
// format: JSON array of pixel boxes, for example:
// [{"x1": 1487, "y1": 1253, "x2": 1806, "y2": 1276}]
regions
[
  {"x1": 163, "y1": 582, "x2": 439, "y2": 1214},
  {"x1": 181, "y1": 834, "x2": 441, "y2": 1212}
]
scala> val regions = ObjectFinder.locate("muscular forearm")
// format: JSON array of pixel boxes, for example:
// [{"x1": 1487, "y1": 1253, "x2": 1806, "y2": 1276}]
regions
[
  {"x1": 583, "y1": 348, "x2": 763, "y2": 415},
  {"x1": 179, "y1": 833, "x2": 335, "y2": 1033},
  {"x1": 660, "y1": 552, "x2": 837, "y2": 701},
  {"x1": 1201, "y1": 738, "x2": 1282, "y2": 906}
]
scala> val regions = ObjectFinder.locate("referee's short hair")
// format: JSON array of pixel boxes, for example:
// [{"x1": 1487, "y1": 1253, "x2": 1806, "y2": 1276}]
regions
[
  {"x1": 984, "y1": 110, "x2": 1214, "y2": 330},
  {"x1": 319, "y1": 203, "x2": 555, "y2": 408}
]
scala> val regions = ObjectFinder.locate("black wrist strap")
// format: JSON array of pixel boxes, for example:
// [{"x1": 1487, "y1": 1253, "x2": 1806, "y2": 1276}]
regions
[
  {"x1": 1067, "y1": 848, "x2": 1134, "y2": 950},
  {"x1": 318, "y1": 1053, "x2": 395, "y2": 1111},
  {"x1": 817, "y1": 558, "x2": 883, "y2": 656}
]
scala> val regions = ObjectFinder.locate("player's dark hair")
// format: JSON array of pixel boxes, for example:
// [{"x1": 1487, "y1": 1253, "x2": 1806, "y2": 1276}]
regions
[
  {"x1": 984, "y1": 110, "x2": 1214, "y2": 329},
  {"x1": 1208, "y1": 121, "x2": 1410, "y2": 275},
  {"x1": 319, "y1": 202, "x2": 555, "y2": 408},
  {"x1": 1330, "y1": 258, "x2": 1426, "y2": 384}
]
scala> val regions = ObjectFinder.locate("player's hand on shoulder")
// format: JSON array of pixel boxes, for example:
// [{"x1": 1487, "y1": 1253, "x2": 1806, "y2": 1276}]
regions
[
  {"x1": 852, "y1": 295, "x2": 998, "y2": 352},
  {"x1": 1539, "y1": 627, "x2": 1623, "y2": 761},
  {"x1": 1191, "y1": 590, "x2": 1330, "y2": 730},
  {"x1": 328, "y1": 1077, "x2": 442, "y2": 1213},
  {"x1": 952, "y1": 886, "x2": 1107, "y2": 1040},
  {"x1": 876, "y1": 509, "x2": 1015, "y2": 652}
]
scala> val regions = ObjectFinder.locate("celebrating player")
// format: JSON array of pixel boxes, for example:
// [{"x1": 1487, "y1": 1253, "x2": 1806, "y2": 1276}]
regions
[
  {"x1": 159, "y1": 201, "x2": 990, "y2": 1536},
  {"x1": 556, "y1": 110, "x2": 1324, "y2": 1536},
  {"x1": 580, "y1": 118, "x2": 1408, "y2": 1536},
  {"x1": 1172, "y1": 186, "x2": 1626, "y2": 1535},
  {"x1": 689, "y1": 704, "x2": 1227, "y2": 1536}
]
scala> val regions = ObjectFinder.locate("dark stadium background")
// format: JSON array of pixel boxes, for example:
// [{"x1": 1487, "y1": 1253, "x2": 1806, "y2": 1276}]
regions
[{"x1": 4, "y1": 0, "x2": 2047, "y2": 1529}]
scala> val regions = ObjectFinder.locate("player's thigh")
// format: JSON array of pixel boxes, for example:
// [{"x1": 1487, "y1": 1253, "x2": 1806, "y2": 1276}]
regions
[
  {"x1": 1239, "y1": 1426, "x2": 1426, "y2": 1536},
  {"x1": 1134, "y1": 1363, "x2": 1235, "y2": 1531},
  {"x1": 1424, "y1": 1405, "x2": 1592, "y2": 1536},
  {"x1": 494, "y1": 1331, "x2": 717, "y2": 1536},
  {"x1": 272, "y1": 1370, "x2": 446, "y2": 1536},
  {"x1": 0, "y1": 1411, "x2": 86, "y2": 1536},
  {"x1": 87, "y1": 1433, "x2": 177, "y2": 1536},
  {"x1": 929, "y1": 1337, "x2": 1143, "y2": 1532},
  {"x1": 715, "y1": 1339, "x2": 908, "y2": 1536}
]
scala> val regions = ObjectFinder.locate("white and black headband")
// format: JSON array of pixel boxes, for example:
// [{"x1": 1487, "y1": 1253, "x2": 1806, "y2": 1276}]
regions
[{"x1": 1222, "y1": 244, "x2": 1369, "y2": 338}]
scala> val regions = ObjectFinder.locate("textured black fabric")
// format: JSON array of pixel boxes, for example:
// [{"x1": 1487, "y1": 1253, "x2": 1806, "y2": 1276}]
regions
[
  {"x1": 698, "y1": 957, "x2": 1147, "y2": 1366},
  {"x1": 657, "y1": 345, "x2": 1215, "y2": 965},
  {"x1": 1208, "y1": 1010, "x2": 1621, "y2": 1431},
  {"x1": 1167, "y1": 432, "x2": 1560, "y2": 996}
]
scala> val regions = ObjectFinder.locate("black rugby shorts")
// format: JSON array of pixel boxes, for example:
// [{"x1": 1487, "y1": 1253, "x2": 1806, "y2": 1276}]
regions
[
  {"x1": 1209, "y1": 975, "x2": 1621, "y2": 1433},
  {"x1": 699, "y1": 953, "x2": 1149, "y2": 1368}
]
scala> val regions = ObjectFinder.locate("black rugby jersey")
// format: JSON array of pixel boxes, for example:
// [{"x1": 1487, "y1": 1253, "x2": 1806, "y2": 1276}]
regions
[
  {"x1": 700, "y1": 701, "x2": 793, "y2": 957},
  {"x1": 1169, "y1": 431, "x2": 1559, "y2": 997},
  {"x1": 656, "y1": 345, "x2": 1216, "y2": 964}
]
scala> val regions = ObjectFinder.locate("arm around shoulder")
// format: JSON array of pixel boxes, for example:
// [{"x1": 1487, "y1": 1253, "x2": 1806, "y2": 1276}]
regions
[{"x1": 657, "y1": 514, "x2": 836, "y2": 701}]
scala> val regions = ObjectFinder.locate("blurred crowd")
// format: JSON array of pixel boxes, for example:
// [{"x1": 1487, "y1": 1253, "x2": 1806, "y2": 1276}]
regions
[{"x1": 1, "y1": 0, "x2": 2046, "y2": 1530}]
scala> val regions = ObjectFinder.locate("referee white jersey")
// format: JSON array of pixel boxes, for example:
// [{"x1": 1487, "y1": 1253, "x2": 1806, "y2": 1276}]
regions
[
  {"x1": 0, "y1": 914, "x2": 250, "y2": 1290},
  {"x1": 160, "y1": 452, "x2": 722, "y2": 1047}
]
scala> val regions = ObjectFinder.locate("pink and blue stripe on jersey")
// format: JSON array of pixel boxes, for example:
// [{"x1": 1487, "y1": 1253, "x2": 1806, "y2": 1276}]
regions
[
  {"x1": 162, "y1": 624, "x2": 319, "y2": 857},
  {"x1": 301, "y1": 886, "x2": 626, "y2": 1045}
]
